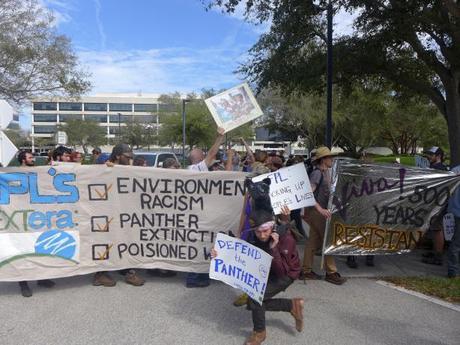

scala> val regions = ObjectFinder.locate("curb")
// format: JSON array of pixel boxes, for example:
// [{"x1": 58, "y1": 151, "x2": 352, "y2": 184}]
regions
[{"x1": 376, "y1": 280, "x2": 460, "y2": 313}]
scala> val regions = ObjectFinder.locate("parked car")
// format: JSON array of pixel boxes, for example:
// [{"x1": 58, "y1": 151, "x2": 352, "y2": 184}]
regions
[{"x1": 133, "y1": 152, "x2": 179, "y2": 168}]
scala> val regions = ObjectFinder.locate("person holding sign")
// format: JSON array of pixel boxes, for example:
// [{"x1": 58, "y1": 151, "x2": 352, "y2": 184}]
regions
[
  {"x1": 447, "y1": 180, "x2": 460, "y2": 278},
  {"x1": 213, "y1": 207, "x2": 303, "y2": 345},
  {"x1": 301, "y1": 147, "x2": 346, "y2": 285}
]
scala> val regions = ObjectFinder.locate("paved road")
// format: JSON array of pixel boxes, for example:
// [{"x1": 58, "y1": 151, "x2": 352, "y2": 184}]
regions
[{"x1": 0, "y1": 274, "x2": 458, "y2": 345}]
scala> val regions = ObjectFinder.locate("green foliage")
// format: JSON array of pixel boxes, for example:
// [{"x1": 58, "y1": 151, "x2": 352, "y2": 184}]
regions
[
  {"x1": 0, "y1": 0, "x2": 90, "y2": 103},
  {"x1": 3, "y1": 129, "x2": 31, "y2": 148},
  {"x1": 57, "y1": 119, "x2": 105, "y2": 154},
  {"x1": 208, "y1": 0, "x2": 460, "y2": 164}
]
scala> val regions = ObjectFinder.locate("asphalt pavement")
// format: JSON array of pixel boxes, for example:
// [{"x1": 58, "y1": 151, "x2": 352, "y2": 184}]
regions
[{"x1": 0, "y1": 272, "x2": 458, "y2": 345}]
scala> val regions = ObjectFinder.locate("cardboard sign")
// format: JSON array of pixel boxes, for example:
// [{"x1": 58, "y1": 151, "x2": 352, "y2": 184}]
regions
[
  {"x1": 209, "y1": 233, "x2": 272, "y2": 305},
  {"x1": 205, "y1": 82, "x2": 263, "y2": 133},
  {"x1": 252, "y1": 163, "x2": 315, "y2": 215}
]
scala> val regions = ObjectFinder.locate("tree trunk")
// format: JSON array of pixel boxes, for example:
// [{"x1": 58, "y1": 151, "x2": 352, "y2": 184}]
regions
[{"x1": 445, "y1": 81, "x2": 460, "y2": 167}]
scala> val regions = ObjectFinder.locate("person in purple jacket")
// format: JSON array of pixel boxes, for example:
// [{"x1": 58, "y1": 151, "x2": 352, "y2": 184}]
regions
[{"x1": 212, "y1": 208, "x2": 304, "y2": 345}]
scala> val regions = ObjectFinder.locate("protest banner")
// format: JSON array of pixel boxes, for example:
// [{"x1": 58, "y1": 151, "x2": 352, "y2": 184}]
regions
[
  {"x1": 209, "y1": 233, "x2": 272, "y2": 305},
  {"x1": 252, "y1": 163, "x2": 315, "y2": 215},
  {"x1": 205, "y1": 82, "x2": 263, "y2": 133},
  {"x1": 0, "y1": 165, "x2": 246, "y2": 281},
  {"x1": 323, "y1": 160, "x2": 460, "y2": 255}
]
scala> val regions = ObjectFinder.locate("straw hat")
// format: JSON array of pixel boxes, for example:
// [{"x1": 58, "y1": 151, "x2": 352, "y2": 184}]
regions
[{"x1": 312, "y1": 146, "x2": 337, "y2": 162}]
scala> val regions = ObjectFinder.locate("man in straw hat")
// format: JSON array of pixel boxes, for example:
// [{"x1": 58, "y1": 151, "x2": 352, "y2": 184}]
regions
[{"x1": 301, "y1": 146, "x2": 347, "y2": 285}]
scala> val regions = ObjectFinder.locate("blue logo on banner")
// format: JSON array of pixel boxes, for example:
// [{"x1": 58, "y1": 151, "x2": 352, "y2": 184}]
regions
[{"x1": 34, "y1": 230, "x2": 77, "y2": 260}]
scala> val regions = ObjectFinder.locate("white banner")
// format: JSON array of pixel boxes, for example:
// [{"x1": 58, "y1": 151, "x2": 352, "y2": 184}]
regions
[
  {"x1": 0, "y1": 165, "x2": 246, "y2": 281},
  {"x1": 209, "y1": 233, "x2": 272, "y2": 305}
]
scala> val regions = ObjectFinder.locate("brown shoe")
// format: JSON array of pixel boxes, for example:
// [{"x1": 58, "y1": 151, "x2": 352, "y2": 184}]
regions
[
  {"x1": 125, "y1": 270, "x2": 145, "y2": 286},
  {"x1": 290, "y1": 298, "x2": 304, "y2": 332},
  {"x1": 325, "y1": 272, "x2": 347, "y2": 285},
  {"x1": 299, "y1": 270, "x2": 322, "y2": 280},
  {"x1": 244, "y1": 330, "x2": 266, "y2": 345},
  {"x1": 93, "y1": 272, "x2": 116, "y2": 287}
]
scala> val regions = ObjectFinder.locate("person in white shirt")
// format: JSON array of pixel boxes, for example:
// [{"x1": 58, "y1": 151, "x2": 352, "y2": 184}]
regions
[
  {"x1": 188, "y1": 127, "x2": 225, "y2": 171},
  {"x1": 186, "y1": 127, "x2": 225, "y2": 288}
]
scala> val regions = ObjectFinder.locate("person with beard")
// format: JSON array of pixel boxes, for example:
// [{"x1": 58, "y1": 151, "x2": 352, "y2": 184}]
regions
[
  {"x1": 211, "y1": 207, "x2": 303, "y2": 345},
  {"x1": 16, "y1": 151, "x2": 56, "y2": 297}
]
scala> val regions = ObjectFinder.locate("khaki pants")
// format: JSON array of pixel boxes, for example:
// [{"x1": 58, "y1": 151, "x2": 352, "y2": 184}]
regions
[{"x1": 303, "y1": 208, "x2": 337, "y2": 274}]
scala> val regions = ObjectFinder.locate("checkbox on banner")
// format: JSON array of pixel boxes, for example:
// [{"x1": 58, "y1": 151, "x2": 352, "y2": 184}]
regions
[
  {"x1": 91, "y1": 216, "x2": 113, "y2": 232},
  {"x1": 88, "y1": 183, "x2": 112, "y2": 201},
  {"x1": 92, "y1": 244, "x2": 113, "y2": 261}
]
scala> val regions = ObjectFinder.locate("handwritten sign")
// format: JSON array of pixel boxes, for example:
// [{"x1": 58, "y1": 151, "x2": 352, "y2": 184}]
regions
[
  {"x1": 443, "y1": 213, "x2": 455, "y2": 242},
  {"x1": 324, "y1": 161, "x2": 460, "y2": 255},
  {"x1": 252, "y1": 163, "x2": 315, "y2": 215},
  {"x1": 209, "y1": 233, "x2": 272, "y2": 305}
]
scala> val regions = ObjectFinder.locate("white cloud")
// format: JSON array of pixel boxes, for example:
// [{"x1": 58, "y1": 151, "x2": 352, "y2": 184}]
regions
[
  {"x1": 78, "y1": 45, "x2": 250, "y2": 95},
  {"x1": 40, "y1": 0, "x2": 75, "y2": 26},
  {"x1": 93, "y1": 0, "x2": 106, "y2": 49}
]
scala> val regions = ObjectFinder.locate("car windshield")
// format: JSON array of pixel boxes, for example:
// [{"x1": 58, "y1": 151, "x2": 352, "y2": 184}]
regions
[{"x1": 136, "y1": 154, "x2": 156, "y2": 166}]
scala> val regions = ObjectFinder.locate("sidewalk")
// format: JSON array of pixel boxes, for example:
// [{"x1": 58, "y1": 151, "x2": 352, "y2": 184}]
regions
[{"x1": 308, "y1": 248, "x2": 447, "y2": 278}]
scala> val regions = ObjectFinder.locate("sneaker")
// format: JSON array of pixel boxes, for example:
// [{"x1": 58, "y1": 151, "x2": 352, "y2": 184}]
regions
[
  {"x1": 37, "y1": 279, "x2": 55, "y2": 288},
  {"x1": 299, "y1": 271, "x2": 322, "y2": 280},
  {"x1": 365, "y1": 256, "x2": 375, "y2": 267},
  {"x1": 19, "y1": 281, "x2": 32, "y2": 297},
  {"x1": 244, "y1": 330, "x2": 266, "y2": 345},
  {"x1": 346, "y1": 256, "x2": 358, "y2": 269},
  {"x1": 125, "y1": 270, "x2": 145, "y2": 286},
  {"x1": 325, "y1": 272, "x2": 347, "y2": 285},
  {"x1": 233, "y1": 293, "x2": 249, "y2": 307},
  {"x1": 93, "y1": 272, "x2": 116, "y2": 287},
  {"x1": 290, "y1": 298, "x2": 304, "y2": 332}
]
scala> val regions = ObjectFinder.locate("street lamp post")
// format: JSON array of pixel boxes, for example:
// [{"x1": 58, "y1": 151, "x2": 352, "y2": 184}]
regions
[
  {"x1": 326, "y1": 0, "x2": 333, "y2": 149},
  {"x1": 117, "y1": 112, "x2": 121, "y2": 142},
  {"x1": 182, "y1": 99, "x2": 190, "y2": 167}
]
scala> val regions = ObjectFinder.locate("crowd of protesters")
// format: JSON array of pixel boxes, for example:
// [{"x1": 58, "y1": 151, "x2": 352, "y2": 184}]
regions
[{"x1": 10, "y1": 130, "x2": 460, "y2": 344}]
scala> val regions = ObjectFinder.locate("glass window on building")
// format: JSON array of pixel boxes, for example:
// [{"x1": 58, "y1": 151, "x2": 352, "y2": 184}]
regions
[
  {"x1": 34, "y1": 125, "x2": 56, "y2": 134},
  {"x1": 133, "y1": 115, "x2": 156, "y2": 123},
  {"x1": 134, "y1": 103, "x2": 157, "y2": 112},
  {"x1": 59, "y1": 114, "x2": 82, "y2": 122},
  {"x1": 84, "y1": 103, "x2": 107, "y2": 111},
  {"x1": 34, "y1": 114, "x2": 57, "y2": 122},
  {"x1": 33, "y1": 102, "x2": 57, "y2": 111},
  {"x1": 109, "y1": 103, "x2": 133, "y2": 112},
  {"x1": 109, "y1": 127, "x2": 120, "y2": 134},
  {"x1": 158, "y1": 103, "x2": 178, "y2": 112},
  {"x1": 85, "y1": 114, "x2": 107, "y2": 122},
  {"x1": 109, "y1": 114, "x2": 132, "y2": 122},
  {"x1": 59, "y1": 102, "x2": 82, "y2": 111}
]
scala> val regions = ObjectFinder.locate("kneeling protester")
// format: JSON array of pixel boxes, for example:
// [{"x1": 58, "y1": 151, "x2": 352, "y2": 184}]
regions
[{"x1": 210, "y1": 209, "x2": 303, "y2": 345}]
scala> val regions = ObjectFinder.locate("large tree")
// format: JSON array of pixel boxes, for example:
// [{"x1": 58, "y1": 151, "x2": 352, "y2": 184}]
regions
[
  {"x1": 208, "y1": 0, "x2": 460, "y2": 165},
  {"x1": 57, "y1": 119, "x2": 105, "y2": 154},
  {"x1": 0, "y1": 0, "x2": 90, "y2": 103}
]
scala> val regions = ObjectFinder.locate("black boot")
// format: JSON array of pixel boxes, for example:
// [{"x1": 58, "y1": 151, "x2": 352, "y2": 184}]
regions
[
  {"x1": 19, "y1": 281, "x2": 32, "y2": 297},
  {"x1": 346, "y1": 256, "x2": 358, "y2": 269}
]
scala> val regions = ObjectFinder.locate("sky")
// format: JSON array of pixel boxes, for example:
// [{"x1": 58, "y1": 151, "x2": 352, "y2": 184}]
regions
[{"x1": 18, "y1": 0, "x2": 354, "y2": 129}]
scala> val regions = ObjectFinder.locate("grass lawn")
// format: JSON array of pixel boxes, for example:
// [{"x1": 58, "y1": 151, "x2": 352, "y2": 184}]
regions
[
  {"x1": 372, "y1": 155, "x2": 416, "y2": 166},
  {"x1": 383, "y1": 276, "x2": 460, "y2": 303}
]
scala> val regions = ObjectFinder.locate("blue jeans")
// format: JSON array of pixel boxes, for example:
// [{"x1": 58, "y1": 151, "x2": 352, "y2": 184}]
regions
[{"x1": 447, "y1": 217, "x2": 460, "y2": 277}]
